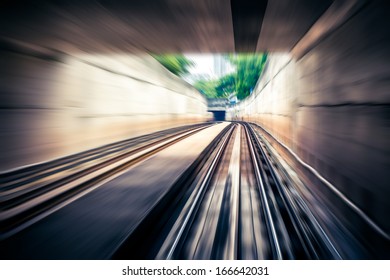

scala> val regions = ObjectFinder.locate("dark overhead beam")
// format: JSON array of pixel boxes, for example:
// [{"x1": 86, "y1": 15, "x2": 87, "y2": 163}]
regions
[{"x1": 231, "y1": 0, "x2": 268, "y2": 52}]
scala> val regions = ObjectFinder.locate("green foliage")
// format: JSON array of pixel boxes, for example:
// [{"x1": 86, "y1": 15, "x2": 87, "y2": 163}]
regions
[
  {"x1": 193, "y1": 79, "x2": 219, "y2": 98},
  {"x1": 193, "y1": 74, "x2": 237, "y2": 98},
  {"x1": 227, "y1": 53, "x2": 267, "y2": 100},
  {"x1": 193, "y1": 53, "x2": 267, "y2": 100},
  {"x1": 153, "y1": 54, "x2": 194, "y2": 76},
  {"x1": 216, "y1": 73, "x2": 236, "y2": 98}
]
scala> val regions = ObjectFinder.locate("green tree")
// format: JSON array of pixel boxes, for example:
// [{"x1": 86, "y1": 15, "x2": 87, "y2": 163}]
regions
[
  {"x1": 153, "y1": 54, "x2": 194, "y2": 76},
  {"x1": 194, "y1": 74, "x2": 236, "y2": 99},
  {"x1": 216, "y1": 73, "x2": 235, "y2": 98},
  {"x1": 193, "y1": 53, "x2": 267, "y2": 100},
  {"x1": 193, "y1": 79, "x2": 219, "y2": 98},
  {"x1": 227, "y1": 53, "x2": 267, "y2": 100}
]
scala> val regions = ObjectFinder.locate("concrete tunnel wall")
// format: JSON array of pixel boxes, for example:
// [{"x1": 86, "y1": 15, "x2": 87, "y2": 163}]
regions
[
  {"x1": 0, "y1": 46, "x2": 208, "y2": 171},
  {"x1": 231, "y1": 2, "x2": 390, "y2": 233}
]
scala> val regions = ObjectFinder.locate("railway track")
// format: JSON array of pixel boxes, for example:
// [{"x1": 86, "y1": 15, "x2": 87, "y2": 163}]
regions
[
  {"x1": 0, "y1": 123, "x2": 214, "y2": 239},
  {"x1": 250, "y1": 123, "x2": 389, "y2": 258},
  {"x1": 245, "y1": 123, "x2": 341, "y2": 259},
  {"x1": 1, "y1": 121, "x2": 372, "y2": 259},
  {"x1": 113, "y1": 122, "x2": 342, "y2": 260}
]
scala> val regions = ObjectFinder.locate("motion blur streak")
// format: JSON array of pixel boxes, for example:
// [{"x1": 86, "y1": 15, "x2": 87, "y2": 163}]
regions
[
  {"x1": 0, "y1": 0, "x2": 389, "y2": 259},
  {"x1": 0, "y1": 49, "x2": 208, "y2": 170}
]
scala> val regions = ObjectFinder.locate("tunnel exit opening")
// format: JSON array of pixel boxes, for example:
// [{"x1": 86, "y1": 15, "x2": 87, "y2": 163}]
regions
[
  {"x1": 209, "y1": 110, "x2": 226, "y2": 121},
  {"x1": 153, "y1": 53, "x2": 267, "y2": 123}
]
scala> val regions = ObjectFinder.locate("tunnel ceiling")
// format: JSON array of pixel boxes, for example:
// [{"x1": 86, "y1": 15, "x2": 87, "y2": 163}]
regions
[{"x1": 0, "y1": 0, "x2": 333, "y2": 54}]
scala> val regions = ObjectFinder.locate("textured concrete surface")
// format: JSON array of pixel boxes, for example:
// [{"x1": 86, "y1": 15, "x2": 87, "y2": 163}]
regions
[{"x1": 0, "y1": 48, "x2": 208, "y2": 171}]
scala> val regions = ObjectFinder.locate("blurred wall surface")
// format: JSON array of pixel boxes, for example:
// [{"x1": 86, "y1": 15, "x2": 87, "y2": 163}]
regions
[
  {"x1": 231, "y1": 2, "x2": 390, "y2": 233},
  {"x1": 0, "y1": 45, "x2": 208, "y2": 171}
]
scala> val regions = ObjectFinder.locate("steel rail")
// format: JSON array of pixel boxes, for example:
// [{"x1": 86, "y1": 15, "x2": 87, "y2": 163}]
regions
[
  {"x1": 247, "y1": 123, "x2": 342, "y2": 259},
  {"x1": 250, "y1": 122, "x2": 390, "y2": 241},
  {"x1": 244, "y1": 124, "x2": 283, "y2": 259},
  {"x1": 0, "y1": 124, "x2": 212, "y2": 239},
  {"x1": 0, "y1": 123, "x2": 212, "y2": 184},
  {"x1": 157, "y1": 125, "x2": 236, "y2": 259}
]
